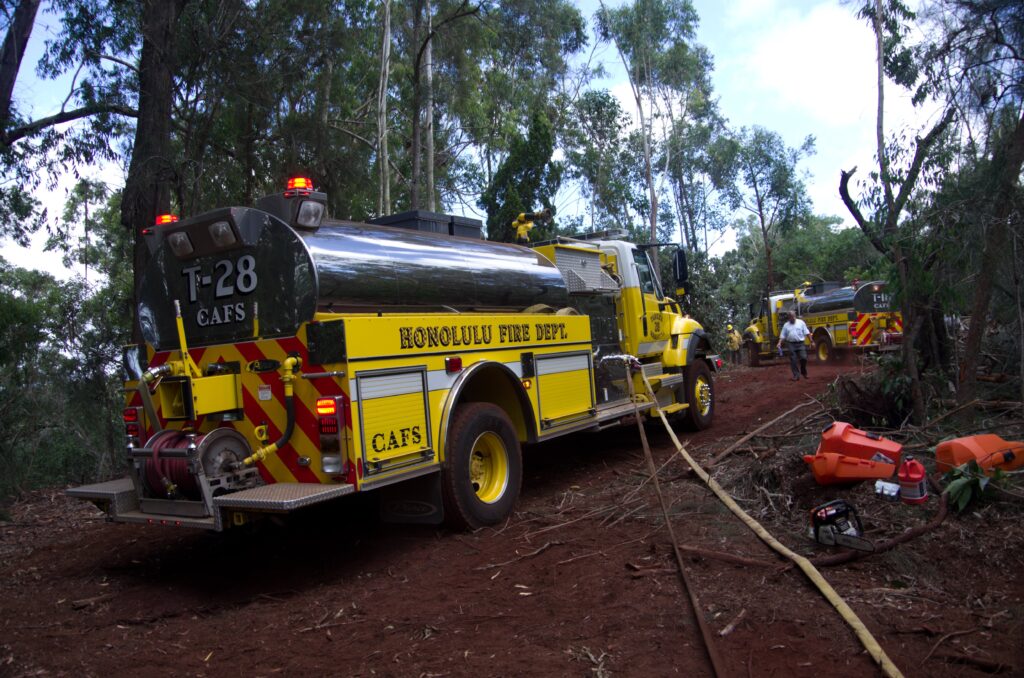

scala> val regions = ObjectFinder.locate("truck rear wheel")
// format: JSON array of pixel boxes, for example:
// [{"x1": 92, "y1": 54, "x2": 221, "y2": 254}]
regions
[
  {"x1": 681, "y1": 360, "x2": 715, "y2": 431},
  {"x1": 816, "y1": 334, "x2": 834, "y2": 362},
  {"x1": 442, "y1": 403, "x2": 522, "y2": 530}
]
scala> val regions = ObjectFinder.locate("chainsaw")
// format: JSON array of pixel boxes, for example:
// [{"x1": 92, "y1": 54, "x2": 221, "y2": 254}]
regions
[{"x1": 808, "y1": 499, "x2": 874, "y2": 552}]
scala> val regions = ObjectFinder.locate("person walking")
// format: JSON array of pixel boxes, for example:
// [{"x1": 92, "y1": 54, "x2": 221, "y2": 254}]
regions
[
  {"x1": 726, "y1": 324, "x2": 742, "y2": 365},
  {"x1": 777, "y1": 311, "x2": 813, "y2": 380}
]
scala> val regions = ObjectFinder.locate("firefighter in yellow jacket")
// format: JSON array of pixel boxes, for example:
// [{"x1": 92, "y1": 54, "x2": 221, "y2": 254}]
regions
[{"x1": 726, "y1": 324, "x2": 742, "y2": 365}]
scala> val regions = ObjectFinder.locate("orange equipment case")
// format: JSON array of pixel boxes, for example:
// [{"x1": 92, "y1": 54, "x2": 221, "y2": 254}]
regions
[{"x1": 935, "y1": 434, "x2": 1024, "y2": 474}]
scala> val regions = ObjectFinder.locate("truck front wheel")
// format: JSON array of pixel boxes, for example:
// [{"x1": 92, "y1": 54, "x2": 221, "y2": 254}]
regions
[
  {"x1": 442, "y1": 403, "x2": 522, "y2": 530},
  {"x1": 681, "y1": 360, "x2": 715, "y2": 431}
]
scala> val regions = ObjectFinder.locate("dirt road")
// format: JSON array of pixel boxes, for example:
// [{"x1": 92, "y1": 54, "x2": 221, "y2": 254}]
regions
[{"x1": 2, "y1": 361, "x2": 1021, "y2": 676}]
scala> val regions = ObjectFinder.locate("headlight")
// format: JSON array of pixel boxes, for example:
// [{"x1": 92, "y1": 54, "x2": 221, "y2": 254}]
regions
[
  {"x1": 295, "y1": 200, "x2": 325, "y2": 229},
  {"x1": 167, "y1": 232, "x2": 194, "y2": 257}
]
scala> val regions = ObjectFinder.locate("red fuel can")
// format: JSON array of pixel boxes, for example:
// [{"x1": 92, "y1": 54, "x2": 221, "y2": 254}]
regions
[{"x1": 897, "y1": 457, "x2": 928, "y2": 504}]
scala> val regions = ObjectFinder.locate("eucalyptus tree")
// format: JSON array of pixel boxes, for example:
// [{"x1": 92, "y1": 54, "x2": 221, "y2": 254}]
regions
[
  {"x1": 595, "y1": 0, "x2": 708, "y2": 249},
  {"x1": 733, "y1": 126, "x2": 814, "y2": 296},
  {"x1": 562, "y1": 89, "x2": 645, "y2": 231}
]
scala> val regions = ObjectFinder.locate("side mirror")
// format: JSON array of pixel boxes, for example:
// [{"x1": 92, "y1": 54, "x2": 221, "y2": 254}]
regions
[{"x1": 673, "y1": 249, "x2": 688, "y2": 286}]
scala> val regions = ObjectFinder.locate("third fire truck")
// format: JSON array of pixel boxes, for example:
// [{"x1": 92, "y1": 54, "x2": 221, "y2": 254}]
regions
[{"x1": 743, "y1": 281, "x2": 903, "y2": 365}]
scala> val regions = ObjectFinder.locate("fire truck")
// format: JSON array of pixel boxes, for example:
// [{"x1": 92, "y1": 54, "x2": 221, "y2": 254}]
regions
[
  {"x1": 742, "y1": 281, "x2": 902, "y2": 365},
  {"x1": 68, "y1": 179, "x2": 720, "y2": 531}
]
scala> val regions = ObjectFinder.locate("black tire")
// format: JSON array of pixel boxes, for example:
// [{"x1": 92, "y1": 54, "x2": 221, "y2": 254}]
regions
[
  {"x1": 816, "y1": 334, "x2": 833, "y2": 363},
  {"x1": 441, "y1": 403, "x2": 522, "y2": 530},
  {"x1": 744, "y1": 339, "x2": 761, "y2": 367},
  {"x1": 681, "y1": 360, "x2": 715, "y2": 431}
]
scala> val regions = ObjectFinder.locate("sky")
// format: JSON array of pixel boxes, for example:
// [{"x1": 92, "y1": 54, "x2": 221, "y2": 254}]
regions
[{"x1": 1, "y1": 0, "x2": 938, "y2": 278}]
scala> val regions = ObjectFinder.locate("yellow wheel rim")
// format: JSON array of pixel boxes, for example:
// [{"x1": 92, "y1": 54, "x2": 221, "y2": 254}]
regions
[
  {"x1": 469, "y1": 432, "x2": 509, "y2": 504},
  {"x1": 693, "y1": 376, "x2": 712, "y2": 417},
  {"x1": 818, "y1": 342, "x2": 829, "y2": 361}
]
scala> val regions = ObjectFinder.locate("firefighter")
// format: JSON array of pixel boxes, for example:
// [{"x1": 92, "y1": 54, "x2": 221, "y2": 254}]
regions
[
  {"x1": 777, "y1": 310, "x2": 813, "y2": 380},
  {"x1": 726, "y1": 324, "x2": 742, "y2": 365}
]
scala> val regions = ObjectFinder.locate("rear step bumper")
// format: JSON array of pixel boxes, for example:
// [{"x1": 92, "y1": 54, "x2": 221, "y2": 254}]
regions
[{"x1": 67, "y1": 477, "x2": 355, "y2": 531}]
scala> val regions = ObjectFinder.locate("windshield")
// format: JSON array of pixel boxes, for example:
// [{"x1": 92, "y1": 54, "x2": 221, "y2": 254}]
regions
[{"x1": 633, "y1": 249, "x2": 664, "y2": 299}]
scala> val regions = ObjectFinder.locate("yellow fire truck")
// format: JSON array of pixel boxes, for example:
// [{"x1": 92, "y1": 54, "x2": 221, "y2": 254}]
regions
[
  {"x1": 743, "y1": 281, "x2": 902, "y2": 365},
  {"x1": 68, "y1": 179, "x2": 720, "y2": 531}
]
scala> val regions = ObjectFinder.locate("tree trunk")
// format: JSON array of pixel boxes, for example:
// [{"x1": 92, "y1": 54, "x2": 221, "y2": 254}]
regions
[
  {"x1": 424, "y1": 0, "x2": 434, "y2": 211},
  {"x1": 0, "y1": 0, "x2": 40, "y2": 128},
  {"x1": 409, "y1": 0, "x2": 424, "y2": 209},
  {"x1": 957, "y1": 108, "x2": 1024, "y2": 405},
  {"x1": 376, "y1": 0, "x2": 392, "y2": 216},
  {"x1": 122, "y1": 0, "x2": 187, "y2": 344}
]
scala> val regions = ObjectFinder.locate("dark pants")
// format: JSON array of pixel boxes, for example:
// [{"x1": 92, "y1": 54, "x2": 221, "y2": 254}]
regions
[
  {"x1": 729, "y1": 349, "x2": 740, "y2": 365},
  {"x1": 786, "y1": 341, "x2": 807, "y2": 378}
]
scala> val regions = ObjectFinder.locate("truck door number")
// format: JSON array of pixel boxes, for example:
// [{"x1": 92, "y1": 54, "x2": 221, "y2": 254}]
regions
[{"x1": 183, "y1": 255, "x2": 258, "y2": 302}]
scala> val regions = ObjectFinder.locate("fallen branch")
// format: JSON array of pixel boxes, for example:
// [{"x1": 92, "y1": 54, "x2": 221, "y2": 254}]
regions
[
  {"x1": 718, "y1": 608, "x2": 746, "y2": 637},
  {"x1": 707, "y1": 401, "x2": 810, "y2": 468},
  {"x1": 931, "y1": 651, "x2": 1013, "y2": 673},
  {"x1": 922, "y1": 626, "x2": 981, "y2": 664},
  {"x1": 474, "y1": 541, "x2": 562, "y2": 570}
]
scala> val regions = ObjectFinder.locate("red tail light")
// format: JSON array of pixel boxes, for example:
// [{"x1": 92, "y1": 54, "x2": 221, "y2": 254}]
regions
[
  {"x1": 123, "y1": 407, "x2": 139, "y2": 422},
  {"x1": 126, "y1": 423, "x2": 141, "y2": 437},
  {"x1": 849, "y1": 322, "x2": 858, "y2": 336},
  {"x1": 317, "y1": 396, "x2": 341, "y2": 435},
  {"x1": 316, "y1": 398, "x2": 336, "y2": 416}
]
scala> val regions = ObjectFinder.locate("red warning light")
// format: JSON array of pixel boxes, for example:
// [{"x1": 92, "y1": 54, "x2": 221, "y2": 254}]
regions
[
  {"x1": 287, "y1": 177, "x2": 313, "y2": 190},
  {"x1": 155, "y1": 214, "x2": 179, "y2": 226}
]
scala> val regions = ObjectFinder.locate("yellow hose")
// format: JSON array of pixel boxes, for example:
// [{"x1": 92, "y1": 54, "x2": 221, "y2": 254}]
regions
[{"x1": 643, "y1": 373, "x2": 904, "y2": 678}]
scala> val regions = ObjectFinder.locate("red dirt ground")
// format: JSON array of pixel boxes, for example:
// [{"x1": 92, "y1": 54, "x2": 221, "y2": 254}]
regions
[{"x1": 2, "y1": 360, "x2": 1022, "y2": 677}]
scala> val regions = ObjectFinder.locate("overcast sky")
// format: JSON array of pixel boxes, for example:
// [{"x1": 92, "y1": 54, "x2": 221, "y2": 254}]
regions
[{"x1": 2, "y1": 0, "x2": 938, "y2": 277}]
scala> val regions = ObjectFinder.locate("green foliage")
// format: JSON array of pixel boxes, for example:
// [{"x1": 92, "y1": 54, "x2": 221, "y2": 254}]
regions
[
  {"x1": 943, "y1": 461, "x2": 1006, "y2": 513},
  {"x1": 0, "y1": 189, "x2": 130, "y2": 502},
  {"x1": 479, "y1": 111, "x2": 562, "y2": 241}
]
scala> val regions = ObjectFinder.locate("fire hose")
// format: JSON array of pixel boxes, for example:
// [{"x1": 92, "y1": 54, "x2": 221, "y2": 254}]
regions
[{"x1": 632, "y1": 367, "x2": 905, "y2": 678}]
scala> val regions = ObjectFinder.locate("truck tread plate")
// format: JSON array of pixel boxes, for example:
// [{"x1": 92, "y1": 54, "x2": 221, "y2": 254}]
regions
[
  {"x1": 65, "y1": 478, "x2": 138, "y2": 514},
  {"x1": 213, "y1": 483, "x2": 355, "y2": 511},
  {"x1": 595, "y1": 400, "x2": 654, "y2": 422}
]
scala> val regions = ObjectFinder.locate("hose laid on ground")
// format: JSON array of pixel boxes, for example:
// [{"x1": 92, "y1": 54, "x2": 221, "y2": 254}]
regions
[
  {"x1": 625, "y1": 370, "x2": 727, "y2": 678},
  {"x1": 640, "y1": 372, "x2": 905, "y2": 678}
]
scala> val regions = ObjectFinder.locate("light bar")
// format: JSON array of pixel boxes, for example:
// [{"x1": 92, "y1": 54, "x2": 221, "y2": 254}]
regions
[
  {"x1": 156, "y1": 214, "x2": 179, "y2": 225},
  {"x1": 287, "y1": 177, "x2": 313, "y2": 190}
]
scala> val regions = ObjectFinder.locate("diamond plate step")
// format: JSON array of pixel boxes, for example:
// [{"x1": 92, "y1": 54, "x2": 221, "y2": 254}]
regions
[
  {"x1": 65, "y1": 477, "x2": 139, "y2": 514},
  {"x1": 213, "y1": 483, "x2": 355, "y2": 511}
]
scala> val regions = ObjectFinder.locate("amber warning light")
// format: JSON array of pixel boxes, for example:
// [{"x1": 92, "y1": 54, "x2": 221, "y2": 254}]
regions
[{"x1": 287, "y1": 177, "x2": 313, "y2": 190}]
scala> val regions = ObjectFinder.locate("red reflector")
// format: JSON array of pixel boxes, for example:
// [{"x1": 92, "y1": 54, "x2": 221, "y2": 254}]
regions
[
  {"x1": 155, "y1": 214, "x2": 179, "y2": 225},
  {"x1": 123, "y1": 407, "x2": 139, "y2": 422},
  {"x1": 287, "y1": 177, "x2": 313, "y2": 190},
  {"x1": 316, "y1": 398, "x2": 336, "y2": 416},
  {"x1": 715, "y1": 358, "x2": 723, "y2": 369},
  {"x1": 445, "y1": 356, "x2": 463, "y2": 373},
  {"x1": 125, "y1": 423, "x2": 141, "y2": 436}
]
